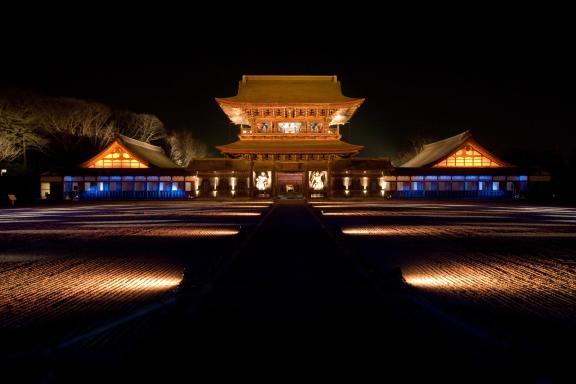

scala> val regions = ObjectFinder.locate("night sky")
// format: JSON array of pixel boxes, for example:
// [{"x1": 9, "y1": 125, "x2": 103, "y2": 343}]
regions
[{"x1": 2, "y1": 34, "x2": 575, "y2": 167}]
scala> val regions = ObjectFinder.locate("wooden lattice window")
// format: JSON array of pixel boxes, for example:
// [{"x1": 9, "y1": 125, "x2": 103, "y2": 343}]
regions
[
  {"x1": 433, "y1": 145, "x2": 501, "y2": 168},
  {"x1": 87, "y1": 146, "x2": 148, "y2": 168}
]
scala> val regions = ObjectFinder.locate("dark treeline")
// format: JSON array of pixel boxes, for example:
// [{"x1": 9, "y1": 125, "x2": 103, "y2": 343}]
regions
[{"x1": 0, "y1": 90, "x2": 206, "y2": 173}]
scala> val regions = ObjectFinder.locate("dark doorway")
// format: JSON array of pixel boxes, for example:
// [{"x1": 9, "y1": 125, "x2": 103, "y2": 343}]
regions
[{"x1": 276, "y1": 172, "x2": 304, "y2": 198}]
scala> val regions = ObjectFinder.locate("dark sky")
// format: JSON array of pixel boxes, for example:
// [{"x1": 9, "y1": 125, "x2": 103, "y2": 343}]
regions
[{"x1": 2, "y1": 34, "x2": 575, "y2": 165}]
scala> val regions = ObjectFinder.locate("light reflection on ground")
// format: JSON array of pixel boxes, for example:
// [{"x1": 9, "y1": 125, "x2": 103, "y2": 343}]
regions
[
  {"x1": 0, "y1": 201, "x2": 270, "y2": 340},
  {"x1": 317, "y1": 200, "x2": 576, "y2": 323},
  {"x1": 0, "y1": 257, "x2": 184, "y2": 327},
  {"x1": 342, "y1": 225, "x2": 576, "y2": 237}
]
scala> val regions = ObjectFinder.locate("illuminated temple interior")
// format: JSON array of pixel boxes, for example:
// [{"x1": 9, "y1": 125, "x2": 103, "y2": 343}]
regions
[{"x1": 40, "y1": 75, "x2": 550, "y2": 200}]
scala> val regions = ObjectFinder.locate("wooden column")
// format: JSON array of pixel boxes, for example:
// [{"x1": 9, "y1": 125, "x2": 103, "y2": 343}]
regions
[
  {"x1": 272, "y1": 157, "x2": 277, "y2": 199},
  {"x1": 249, "y1": 157, "x2": 254, "y2": 199},
  {"x1": 327, "y1": 157, "x2": 332, "y2": 199},
  {"x1": 303, "y1": 162, "x2": 309, "y2": 200}
]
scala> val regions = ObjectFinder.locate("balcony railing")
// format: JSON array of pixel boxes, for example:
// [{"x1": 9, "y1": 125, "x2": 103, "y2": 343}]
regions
[{"x1": 239, "y1": 132, "x2": 340, "y2": 140}]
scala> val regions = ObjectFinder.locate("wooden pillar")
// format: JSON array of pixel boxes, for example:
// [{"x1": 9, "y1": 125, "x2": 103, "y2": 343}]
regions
[
  {"x1": 249, "y1": 157, "x2": 254, "y2": 199},
  {"x1": 327, "y1": 157, "x2": 332, "y2": 199},
  {"x1": 303, "y1": 161, "x2": 309, "y2": 200},
  {"x1": 272, "y1": 157, "x2": 277, "y2": 199}
]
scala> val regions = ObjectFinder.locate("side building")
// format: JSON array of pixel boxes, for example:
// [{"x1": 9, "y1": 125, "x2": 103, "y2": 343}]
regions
[
  {"x1": 40, "y1": 135, "x2": 189, "y2": 200},
  {"x1": 389, "y1": 130, "x2": 546, "y2": 198}
]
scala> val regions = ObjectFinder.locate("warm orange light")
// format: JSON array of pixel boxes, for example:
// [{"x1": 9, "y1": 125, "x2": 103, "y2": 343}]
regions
[
  {"x1": 433, "y1": 145, "x2": 501, "y2": 168},
  {"x1": 95, "y1": 276, "x2": 182, "y2": 291},
  {"x1": 179, "y1": 211, "x2": 261, "y2": 217},
  {"x1": 322, "y1": 210, "x2": 504, "y2": 219},
  {"x1": 404, "y1": 270, "x2": 501, "y2": 290},
  {"x1": 342, "y1": 227, "x2": 396, "y2": 235},
  {"x1": 395, "y1": 256, "x2": 576, "y2": 323},
  {"x1": 0, "y1": 258, "x2": 183, "y2": 326},
  {"x1": 404, "y1": 275, "x2": 449, "y2": 288},
  {"x1": 322, "y1": 210, "x2": 389, "y2": 216},
  {"x1": 84, "y1": 142, "x2": 148, "y2": 168},
  {"x1": 142, "y1": 228, "x2": 240, "y2": 237},
  {"x1": 0, "y1": 227, "x2": 240, "y2": 237},
  {"x1": 340, "y1": 225, "x2": 576, "y2": 237},
  {"x1": 403, "y1": 260, "x2": 576, "y2": 294}
]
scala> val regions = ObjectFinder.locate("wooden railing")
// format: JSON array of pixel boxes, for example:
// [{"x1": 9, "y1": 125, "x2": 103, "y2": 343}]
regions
[{"x1": 239, "y1": 132, "x2": 340, "y2": 141}]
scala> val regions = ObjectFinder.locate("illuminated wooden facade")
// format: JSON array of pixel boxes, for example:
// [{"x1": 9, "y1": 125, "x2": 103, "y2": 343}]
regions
[
  {"x1": 434, "y1": 147, "x2": 501, "y2": 168},
  {"x1": 216, "y1": 75, "x2": 364, "y2": 161},
  {"x1": 401, "y1": 131, "x2": 511, "y2": 168},
  {"x1": 213, "y1": 75, "x2": 366, "y2": 198},
  {"x1": 81, "y1": 138, "x2": 149, "y2": 169},
  {"x1": 392, "y1": 130, "x2": 527, "y2": 198},
  {"x1": 41, "y1": 135, "x2": 188, "y2": 200},
  {"x1": 40, "y1": 76, "x2": 550, "y2": 201}
]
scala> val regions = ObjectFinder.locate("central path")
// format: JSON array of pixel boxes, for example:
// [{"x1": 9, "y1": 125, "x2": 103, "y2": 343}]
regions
[
  {"x1": 119, "y1": 201, "x2": 508, "y2": 381},
  {"x1": 199, "y1": 200, "x2": 385, "y2": 322}
]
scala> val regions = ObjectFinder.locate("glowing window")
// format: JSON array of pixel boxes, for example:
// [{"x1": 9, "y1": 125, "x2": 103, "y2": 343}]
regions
[
  {"x1": 309, "y1": 171, "x2": 327, "y2": 190},
  {"x1": 256, "y1": 122, "x2": 270, "y2": 133},
  {"x1": 433, "y1": 144, "x2": 502, "y2": 168},
  {"x1": 309, "y1": 122, "x2": 323, "y2": 133},
  {"x1": 278, "y1": 122, "x2": 301, "y2": 134},
  {"x1": 40, "y1": 182, "x2": 50, "y2": 199},
  {"x1": 86, "y1": 145, "x2": 148, "y2": 168}
]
